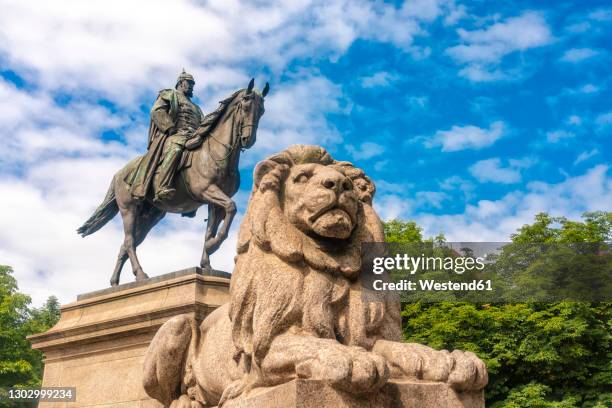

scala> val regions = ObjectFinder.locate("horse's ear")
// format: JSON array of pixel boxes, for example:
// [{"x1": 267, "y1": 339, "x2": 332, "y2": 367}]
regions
[
  {"x1": 262, "y1": 82, "x2": 270, "y2": 97},
  {"x1": 246, "y1": 78, "x2": 255, "y2": 94}
]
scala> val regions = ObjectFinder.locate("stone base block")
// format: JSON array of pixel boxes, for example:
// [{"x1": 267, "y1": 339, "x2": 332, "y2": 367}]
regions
[
  {"x1": 28, "y1": 268, "x2": 230, "y2": 407},
  {"x1": 221, "y1": 379, "x2": 484, "y2": 408}
]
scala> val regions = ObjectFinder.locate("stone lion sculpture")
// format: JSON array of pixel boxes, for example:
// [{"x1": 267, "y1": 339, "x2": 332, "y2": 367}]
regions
[{"x1": 143, "y1": 145, "x2": 487, "y2": 407}]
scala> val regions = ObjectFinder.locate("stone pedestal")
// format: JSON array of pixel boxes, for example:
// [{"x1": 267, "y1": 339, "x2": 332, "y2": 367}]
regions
[
  {"x1": 221, "y1": 379, "x2": 485, "y2": 408},
  {"x1": 28, "y1": 268, "x2": 230, "y2": 408}
]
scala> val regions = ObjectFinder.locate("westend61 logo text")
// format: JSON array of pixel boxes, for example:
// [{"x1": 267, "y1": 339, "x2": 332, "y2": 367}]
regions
[{"x1": 372, "y1": 254, "x2": 486, "y2": 275}]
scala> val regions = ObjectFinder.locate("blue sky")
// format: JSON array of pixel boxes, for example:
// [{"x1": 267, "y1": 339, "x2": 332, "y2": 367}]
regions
[{"x1": 0, "y1": 0, "x2": 610, "y2": 304}]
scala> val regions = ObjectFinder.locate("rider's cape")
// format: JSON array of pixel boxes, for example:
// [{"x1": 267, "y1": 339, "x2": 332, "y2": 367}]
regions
[{"x1": 126, "y1": 89, "x2": 179, "y2": 199}]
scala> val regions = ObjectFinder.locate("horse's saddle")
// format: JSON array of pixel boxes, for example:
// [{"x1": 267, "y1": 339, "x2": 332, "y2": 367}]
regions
[{"x1": 178, "y1": 134, "x2": 203, "y2": 171}]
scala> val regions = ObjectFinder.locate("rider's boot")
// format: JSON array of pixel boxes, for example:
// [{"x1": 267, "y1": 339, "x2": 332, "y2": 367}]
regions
[{"x1": 154, "y1": 143, "x2": 183, "y2": 202}]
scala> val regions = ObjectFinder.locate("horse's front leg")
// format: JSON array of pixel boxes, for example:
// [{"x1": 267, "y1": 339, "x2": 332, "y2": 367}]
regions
[
  {"x1": 201, "y1": 204, "x2": 222, "y2": 272},
  {"x1": 197, "y1": 185, "x2": 236, "y2": 270}
]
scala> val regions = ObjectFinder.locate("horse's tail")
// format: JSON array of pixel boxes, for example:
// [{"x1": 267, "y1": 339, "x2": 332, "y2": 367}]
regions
[{"x1": 77, "y1": 176, "x2": 119, "y2": 237}]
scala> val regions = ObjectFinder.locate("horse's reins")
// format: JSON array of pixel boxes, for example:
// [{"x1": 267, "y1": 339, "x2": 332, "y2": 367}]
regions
[{"x1": 207, "y1": 102, "x2": 245, "y2": 164}]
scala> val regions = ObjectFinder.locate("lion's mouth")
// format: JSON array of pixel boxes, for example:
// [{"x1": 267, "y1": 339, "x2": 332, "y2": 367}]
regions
[
  {"x1": 310, "y1": 207, "x2": 354, "y2": 239},
  {"x1": 309, "y1": 198, "x2": 353, "y2": 223}
]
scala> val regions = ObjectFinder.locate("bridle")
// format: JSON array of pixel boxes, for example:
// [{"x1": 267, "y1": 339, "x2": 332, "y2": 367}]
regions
[{"x1": 207, "y1": 95, "x2": 253, "y2": 164}]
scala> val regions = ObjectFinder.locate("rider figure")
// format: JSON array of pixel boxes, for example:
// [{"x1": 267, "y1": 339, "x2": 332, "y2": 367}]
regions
[{"x1": 128, "y1": 70, "x2": 204, "y2": 202}]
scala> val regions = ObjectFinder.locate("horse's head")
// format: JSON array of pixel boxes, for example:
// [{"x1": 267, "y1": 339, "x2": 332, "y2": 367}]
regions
[{"x1": 236, "y1": 78, "x2": 269, "y2": 149}]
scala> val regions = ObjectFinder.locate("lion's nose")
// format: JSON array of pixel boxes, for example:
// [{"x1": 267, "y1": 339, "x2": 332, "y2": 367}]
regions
[{"x1": 321, "y1": 174, "x2": 351, "y2": 192}]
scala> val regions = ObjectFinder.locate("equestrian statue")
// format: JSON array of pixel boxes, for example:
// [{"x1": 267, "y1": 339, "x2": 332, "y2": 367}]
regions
[{"x1": 77, "y1": 70, "x2": 269, "y2": 286}]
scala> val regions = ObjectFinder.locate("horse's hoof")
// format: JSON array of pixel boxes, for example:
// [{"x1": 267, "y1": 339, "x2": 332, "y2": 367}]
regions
[
  {"x1": 110, "y1": 281, "x2": 118, "y2": 287},
  {"x1": 200, "y1": 262, "x2": 213, "y2": 274},
  {"x1": 135, "y1": 272, "x2": 149, "y2": 281}
]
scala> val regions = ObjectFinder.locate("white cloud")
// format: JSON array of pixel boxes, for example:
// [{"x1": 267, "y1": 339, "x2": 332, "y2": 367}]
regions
[
  {"x1": 580, "y1": 84, "x2": 600, "y2": 94},
  {"x1": 415, "y1": 191, "x2": 449, "y2": 209},
  {"x1": 375, "y1": 180, "x2": 413, "y2": 194},
  {"x1": 410, "y1": 165, "x2": 611, "y2": 241},
  {"x1": 243, "y1": 74, "x2": 348, "y2": 167},
  {"x1": 595, "y1": 111, "x2": 612, "y2": 128},
  {"x1": 0, "y1": 79, "x2": 133, "y2": 169},
  {"x1": 426, "y1": 121, "x2": 506, "y2": 151},
  {"x1": 440, "y1": 175, "x2": 474, "y2": 191},
  {"x1": 560, "y1": 48, "x2": 600, "y2": 63},
  {"x1": 449, "y1": 12, "x2": 552, "y2": 62},
  {"x1": 446, "y1": 12, "x2": 552, "y2": 81},
  {"x1": 443, "y1": 3, "x2": 467, "y2": 26},
  {"x1": 574, "y1": 149, "x2": 599, "y2": 165},
  {"x1": 346, "y1": 142, "x2": 385, "y2": 161},
  {"x1": 439, "y1": 175, "x2": 476, "y2": 201},
  {"x1": 566, "y1": 115, "x2": 582, "y2": 125},
  {"x1": 546, "y1": 83, "x2": 603, "y2": 108},
  {"x1": 458, "y1": 65, "x2": 509, "y2": 81},
  {"x1": 564, "y1": 8, "x2": 612, "y2": 33},
  {"x1": 0, "y1": 0, "x2": 462, "y2": 103},
  {"x1": 553, "y1": 84, "x2": 601, "y2": 102},
  {"x1": 589, "y1": 8, "x2": 612, "y2": 22},
  {"x1": 374, "y1": 194, "x2": 413, "y2": 221},
  {"x1": 546, "y1": 129, "x2": 575, "y2": 143},
  {"x1": 405, "y1": 95, "x2": 429, "y2": 109},
  {"x1": 566, "y1": 22, "x2": 591, "y2": 34},
  {"x1": 469, "y1": 157, "x2": 532, "y2": 184},
  {"x1": 360, "y1": 71, "x2": 400, "y2": 88}
]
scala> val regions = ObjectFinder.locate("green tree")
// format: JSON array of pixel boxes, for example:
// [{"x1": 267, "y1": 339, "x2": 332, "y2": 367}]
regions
[
  {"x1": 0, "y1": 265, "x2": 60, "y2": 405},
  {"x1": 388, "y1": 214, "x2": 612, "y2": 407},
  {"x1": 383, "y1": 219, "x2": 423, "y2": 243},
  {"x1": 511, "y1": 211, "x2": 611, "y2": 244}
]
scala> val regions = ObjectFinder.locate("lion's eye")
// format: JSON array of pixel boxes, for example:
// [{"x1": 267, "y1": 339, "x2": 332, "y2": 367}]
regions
[{"x1": 294, "y1": 173, "x2": 310, "y2": 183}]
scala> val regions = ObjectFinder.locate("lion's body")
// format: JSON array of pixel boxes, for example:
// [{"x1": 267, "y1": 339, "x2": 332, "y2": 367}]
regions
[{"x1": 143, "y1": 145, "x2": 487, "y2": 407}]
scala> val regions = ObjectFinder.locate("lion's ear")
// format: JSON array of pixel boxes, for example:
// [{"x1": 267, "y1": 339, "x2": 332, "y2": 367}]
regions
[{"x1": 254, "y1": 160, "x2": 287, "y2": 192}]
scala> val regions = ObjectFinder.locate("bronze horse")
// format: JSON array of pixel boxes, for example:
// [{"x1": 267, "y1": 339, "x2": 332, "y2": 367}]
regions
[{"x1": 78, "y1": 79, "x2": 268, "y2": 286}]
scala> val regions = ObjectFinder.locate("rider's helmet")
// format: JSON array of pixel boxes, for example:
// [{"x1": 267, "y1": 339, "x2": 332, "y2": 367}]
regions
[{"x1": 175, "y1": 69, "x2": 195, "y2": 88}]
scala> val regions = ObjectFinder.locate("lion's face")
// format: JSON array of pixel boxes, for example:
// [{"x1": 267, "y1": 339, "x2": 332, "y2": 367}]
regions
[{"x1": 282, "y1": 163, "x2": 359, "y2": 239}]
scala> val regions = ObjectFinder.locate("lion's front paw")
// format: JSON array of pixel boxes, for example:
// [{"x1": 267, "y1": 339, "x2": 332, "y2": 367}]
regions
[
  {"x1": 447, "y1": 350, "x2": 488, "y2": 391},
  {"x1": 346, "y1": 347, "x2": 389, "y2": 393},
  {"x1": 372, "y1": 341, "x2": 487, "y2": 391},
  {"x1": 295, "y1": 343, "x2": 388, "y2": 394}
]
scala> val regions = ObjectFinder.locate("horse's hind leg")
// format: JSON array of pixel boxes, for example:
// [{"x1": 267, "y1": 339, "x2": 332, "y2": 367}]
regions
[
  {"x1": 112, "y1": 205, "x2": 165, "y2": 285},
  {"x1": 110, "y1": 245, "x2": 128, "y2": 286},
  {"x1": 117, "y1": 204, "x2": 149, "y2": 282}
]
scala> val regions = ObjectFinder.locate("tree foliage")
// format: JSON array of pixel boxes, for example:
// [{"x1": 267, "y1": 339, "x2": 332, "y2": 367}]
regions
[
  {"x1": 0, "y1": 265, "x2": 60, "y2": 396},
  {"x1": 384, "y1": 219, "x2": 424, "y2": 243},
  {"x1": 388, "y1": 212, "x2": 612, "y2": 407}
]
